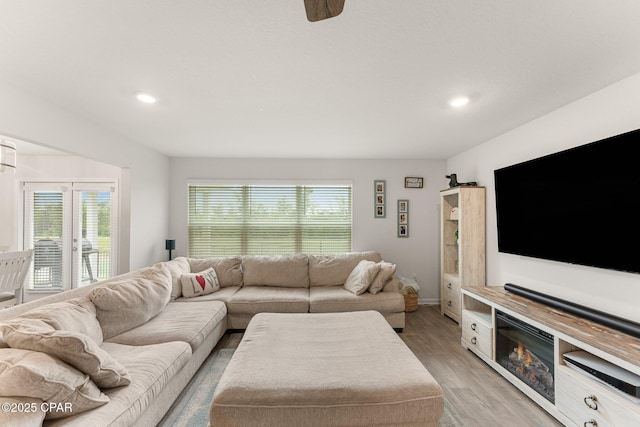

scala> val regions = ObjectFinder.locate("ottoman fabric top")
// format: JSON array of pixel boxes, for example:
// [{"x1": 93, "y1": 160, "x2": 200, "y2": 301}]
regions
[{"x1": 211, "y1": 311, "x2": 443, "y2": 426}]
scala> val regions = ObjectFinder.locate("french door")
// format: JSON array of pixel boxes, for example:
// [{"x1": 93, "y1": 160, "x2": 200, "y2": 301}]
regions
[{"x1": 23, "y1": 182, "x2": 118, "y2": 291}]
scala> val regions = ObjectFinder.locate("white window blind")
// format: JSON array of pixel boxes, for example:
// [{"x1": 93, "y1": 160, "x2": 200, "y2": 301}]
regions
[
  {"x1": 24, "y1": 184, "x2": 71, "y2": 290},
  {"x1": 188, "y1": 184, "x2": 352, "y2": 256}
]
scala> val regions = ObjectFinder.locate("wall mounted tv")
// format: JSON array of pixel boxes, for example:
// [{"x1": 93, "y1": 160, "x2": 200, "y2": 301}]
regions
[{"x1": 494, "y1": 127, "x2": 640, "y2": 274}]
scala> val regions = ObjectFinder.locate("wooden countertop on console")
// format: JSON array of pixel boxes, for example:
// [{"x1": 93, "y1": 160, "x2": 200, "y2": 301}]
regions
[{"x1": 463, "y1": 286, "x2": 640, "y2": 368}]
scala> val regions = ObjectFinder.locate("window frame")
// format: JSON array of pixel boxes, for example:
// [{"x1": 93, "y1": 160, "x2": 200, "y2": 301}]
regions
[{"x1": 187, "y1": 180, "x2": 353, "y2": 257}]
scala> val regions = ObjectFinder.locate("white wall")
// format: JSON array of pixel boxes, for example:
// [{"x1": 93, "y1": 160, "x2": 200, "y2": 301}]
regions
[
  {"x1": 447, "y1": 72, "x2": 640, "y2": 323},
  {"x1": 0, "y1": 81, "x2": 170, "y2": 270},
  {"x1": 170, "y1": 158, "x2": 446, "y2": 303}
]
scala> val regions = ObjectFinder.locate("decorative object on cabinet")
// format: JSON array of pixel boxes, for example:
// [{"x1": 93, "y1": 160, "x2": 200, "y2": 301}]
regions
[
  {"x1": 446, "y1": 173, "x2": 477, "y2": 188},
  {"x1": 397, "y1": 199, "x2": 409, "y2": 237},
  {"x1": 373, "y1": 180, "x2": 386, "y2": 218},
  {"x1": 404, "y1": 177, "x2": 423, "y2": 188},
  {"x1": 440, "y1": 186, "x2": 485, "y2": 323}
]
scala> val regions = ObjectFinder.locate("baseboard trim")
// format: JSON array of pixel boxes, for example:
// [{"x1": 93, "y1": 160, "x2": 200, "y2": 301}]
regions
[{"x1": 418, "y1": 298, "x2": 439, "y2": 305}]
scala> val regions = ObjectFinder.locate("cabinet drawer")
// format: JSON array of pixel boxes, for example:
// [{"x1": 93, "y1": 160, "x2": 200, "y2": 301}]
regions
[
  {"x1": 461, "y1": 311, "x2": 493, "y2": 358},
  {"x1": 441, "y1": 277, "x2": 460, "y2": 320},
  {"x1": 557, "y1": 365, "x2": 640, "y2": 427}
]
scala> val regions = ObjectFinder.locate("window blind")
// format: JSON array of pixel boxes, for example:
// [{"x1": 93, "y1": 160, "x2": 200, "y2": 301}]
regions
[
  {"x1": 188, "y1": 184, "x2": 352, "y2": 257},
  {"x1": 24, "y1": 186, "x2": 71, "y2": 290}
]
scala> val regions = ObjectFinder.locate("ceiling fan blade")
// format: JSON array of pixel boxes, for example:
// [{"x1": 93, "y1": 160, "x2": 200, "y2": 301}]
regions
[{"x1": 304, "y1": 0, "x2": 345, "y2": 22}]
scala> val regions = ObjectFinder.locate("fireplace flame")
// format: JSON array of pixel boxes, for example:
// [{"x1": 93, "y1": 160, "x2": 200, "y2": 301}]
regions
[
  {"x1": 515, "y1": 342, "x2": 534, "y2": 367},
  {"x1": 517, "y1": 342, "x2": 524, "y2": 360},
  {"x1": 524, "y1": 349, "x2": 533, "y2": 367}
]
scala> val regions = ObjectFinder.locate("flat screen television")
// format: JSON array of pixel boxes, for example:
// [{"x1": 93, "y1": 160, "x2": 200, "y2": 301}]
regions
[{"x1": 494, "y1": 127, "x2": 640, "y2": 274}]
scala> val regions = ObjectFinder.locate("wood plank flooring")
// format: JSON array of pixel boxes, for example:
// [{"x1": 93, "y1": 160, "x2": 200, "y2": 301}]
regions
[{"x1": 401, "y1": 305, "x2": 562, "y2": 427}]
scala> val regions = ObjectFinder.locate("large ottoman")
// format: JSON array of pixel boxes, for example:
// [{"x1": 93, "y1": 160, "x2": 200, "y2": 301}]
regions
[{"x1": 210, "y1": 311, "x2": 444, "y2": 427}]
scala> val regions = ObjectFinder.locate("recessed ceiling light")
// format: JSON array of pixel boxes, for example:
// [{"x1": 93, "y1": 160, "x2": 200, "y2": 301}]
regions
[
  {"x1": 449, "y1": 96, "x2": 470, "y2": 108},
  {"x1": 136, "y1": 93, "x2": 157, "y2": 104}
]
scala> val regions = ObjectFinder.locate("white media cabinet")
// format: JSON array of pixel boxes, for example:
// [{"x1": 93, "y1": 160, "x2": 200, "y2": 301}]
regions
[{"x1": 461, "y1": 286, "x2": 640, "y2": 427}]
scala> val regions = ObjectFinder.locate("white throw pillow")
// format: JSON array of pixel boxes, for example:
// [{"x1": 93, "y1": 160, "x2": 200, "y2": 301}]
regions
[
  {"x1": 180, "y1": 267, "x2": 220, "y2": 298},
  {"x1": 343, "y1": 260, "x2": 381, "y2": 295},
  {"x1": 0, "y1": 348, "x2": 109, "y2": 419},
  {"x1": 368, "y1": 261, "x2": 397, "y2": 294},
  {"x1": 165, "y1": 257, "x2": 192, "y2": 300}
]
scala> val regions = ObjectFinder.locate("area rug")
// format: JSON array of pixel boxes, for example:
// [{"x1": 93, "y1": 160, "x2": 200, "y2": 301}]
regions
[{"x1": 159, "y1": 345, "x2": 464, "y2": 427}]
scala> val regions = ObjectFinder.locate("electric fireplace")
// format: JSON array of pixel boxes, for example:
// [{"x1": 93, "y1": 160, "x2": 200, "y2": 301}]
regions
[{"x1": 496, "y1": 311, "x2": 555, "y2": 403}]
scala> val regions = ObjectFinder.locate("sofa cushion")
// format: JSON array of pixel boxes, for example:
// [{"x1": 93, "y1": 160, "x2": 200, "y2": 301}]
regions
[
  {"x1": 343, "y1": 260, "x2": 381, "y2": 295},
  {"x1": 1, "y1": 297, "x2": 103, "y2": 344},
  {"x1": 188, "y1": 257, "x2": 243, "y2": 287},
  {"x1": 382, "y1": 276, "x2": 402, "y2": 293},
  {"x1": 164, "y1": 257, "x2": 192, "y2": 300},
  {"x1": 176, "y1": 285, "x2": 240, "y2": 303},
  {"x1": 72, "y1": 341, "x2": 191, "y2": 427},
  {"x1": 0, "y1": 397, "x2": 45, "y2": 426},
  {"x1": 0, "y1": 319, "x2": 131, "y2": 388},
  {"x1": 369, "y1": 262, "x2": 397, "y2": 295},
  {"x1": 308, "y1": 251, "x2": 383, "y2": 287},
  {"x1": 227, "y1": 286, "x2": 309, "y2": 315},
  {"x1": 243, "y1": 254, "x2": 309, "y2": 288},
  {"x1": 0, "y1": 348, "x2": 109, "y2": 419},
  {"x1": 180, "y1": 267, "x2": 220, "y2": 298},
  {"x1": 107, "y1": 301, "x2": 227, "y2": 351},
  {"x1": 309, "y1": 286, "x2": 405, "y2": 314},
  {"x1": 88, "y1": 263, "x2": 172, "y2": 339}
]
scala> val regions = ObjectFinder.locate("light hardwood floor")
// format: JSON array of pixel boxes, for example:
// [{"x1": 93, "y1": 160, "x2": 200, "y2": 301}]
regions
[{"x1": 401, "y1": 305, "x2": 562, "y2": 427}]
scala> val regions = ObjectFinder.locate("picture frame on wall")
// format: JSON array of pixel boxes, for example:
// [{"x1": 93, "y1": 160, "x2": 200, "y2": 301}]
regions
[
  {"x1": 404, "y1": 177, "x2": 424, "y2": 188},
  {"x1": 374, "y1": 180, "x2": 386, "y2": 218},
  {"x1": 398, "y1": 199, "x2": 409, "y2": 237}
]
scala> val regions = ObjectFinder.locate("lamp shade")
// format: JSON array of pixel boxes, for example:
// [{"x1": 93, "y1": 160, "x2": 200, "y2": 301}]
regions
[
  {"x1": 165, "y1": 239, "x2": 176, "y2": 251},
  {"x1": 0, "y1": 140, "x2": 17, "y2": 174}
]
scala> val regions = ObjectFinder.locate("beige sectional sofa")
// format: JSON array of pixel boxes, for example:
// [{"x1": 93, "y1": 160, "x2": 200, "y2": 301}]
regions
[
  {"x1": 178, "y1": 251, "x2": 405, "y2": 330},
  {"x1": 0, "y1": 251, "x2": 404, "y2": 426}
]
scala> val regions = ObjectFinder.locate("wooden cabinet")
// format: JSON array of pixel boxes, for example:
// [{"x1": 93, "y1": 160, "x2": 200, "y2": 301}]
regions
[
  {"x1": 461, "y1": 308, "x2": 493, "y2": 359},
  {"x1": 462, "y1": 286, "x2": 640, "y2": 427},
  {"x1": 557, "y1": 366, "x2": 640, "y2": 427},
  {"x1": 440, "y1": 186, "x2": 485, "y2": 323}
]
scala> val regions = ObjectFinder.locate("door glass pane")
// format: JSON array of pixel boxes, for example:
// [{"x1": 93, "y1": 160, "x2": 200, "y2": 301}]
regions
[
  {"x1": 26, "y1": 190, "x2": 69, "y2": 290},
  {"x1": 76, "y1": 190, "x2": 113, "y2": 285}
]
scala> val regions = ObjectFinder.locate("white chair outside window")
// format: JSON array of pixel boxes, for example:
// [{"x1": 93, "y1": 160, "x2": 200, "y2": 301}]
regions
[{"x1": 0, "y1": 250, "x2": 33, "y2": 309}]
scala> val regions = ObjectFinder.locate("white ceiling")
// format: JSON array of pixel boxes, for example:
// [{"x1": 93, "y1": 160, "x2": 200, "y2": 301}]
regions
[{"x1": 2, "y1": 1, "x2": 640, "y2": 159}]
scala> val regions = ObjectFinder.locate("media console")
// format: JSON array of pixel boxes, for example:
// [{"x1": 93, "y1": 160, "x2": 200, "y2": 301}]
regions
[{"x1": 461, "y1": 286, "x2": 640, "y2": 427}]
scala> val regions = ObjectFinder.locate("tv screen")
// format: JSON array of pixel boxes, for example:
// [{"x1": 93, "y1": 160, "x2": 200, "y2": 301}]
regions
[{"x1": 494, "y1": 128, "x2": 640, "y2": 274}]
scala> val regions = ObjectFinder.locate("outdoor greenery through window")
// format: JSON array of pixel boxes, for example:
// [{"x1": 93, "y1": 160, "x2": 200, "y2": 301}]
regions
[{"x1": 188, "y1": 184, "x2": 352, "y2": 256}]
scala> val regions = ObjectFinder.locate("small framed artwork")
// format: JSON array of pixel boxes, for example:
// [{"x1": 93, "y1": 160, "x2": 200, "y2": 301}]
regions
[
  {"x1": 398, "y1": 199, "x2": 409, "y2": 237},
  {"x1": 374, "y1": 180, "x2": 386, "y2": 218},
  {"x1": 404, "y1": 177, "x2": 423, "y2": 188}
]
